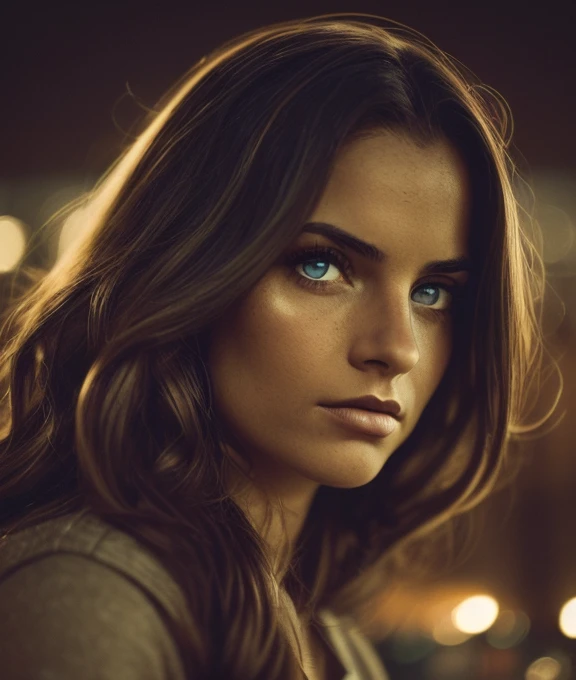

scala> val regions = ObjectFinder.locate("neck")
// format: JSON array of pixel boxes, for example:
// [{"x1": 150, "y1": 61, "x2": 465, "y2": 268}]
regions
[{"x1": 222, "y1": 447, "x2": 320, "y2": 580}]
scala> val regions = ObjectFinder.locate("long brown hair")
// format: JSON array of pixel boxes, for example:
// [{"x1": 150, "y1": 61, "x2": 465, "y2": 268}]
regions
[{"x1": 0, "y1": 14, "x2": 560, "y2": 679}]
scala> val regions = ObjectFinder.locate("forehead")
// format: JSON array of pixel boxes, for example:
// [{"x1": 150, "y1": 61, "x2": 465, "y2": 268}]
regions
[
  {"x1": 332, "y1": 129, "x2": 469, "y2": 196},
  {"x1": 313, "y1": 130, "x2": 472, "y2": 261}
]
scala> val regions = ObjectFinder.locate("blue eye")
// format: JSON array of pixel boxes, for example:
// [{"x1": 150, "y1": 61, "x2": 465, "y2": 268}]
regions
[
  {"x1": 411, "y1": 284, "x2": 454, "y2": 311},
  {"x1": 283, "y1": 246, "x2": 352, "y2": 290}
]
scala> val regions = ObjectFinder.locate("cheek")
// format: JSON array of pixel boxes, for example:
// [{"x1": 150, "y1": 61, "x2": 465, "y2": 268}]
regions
[
  {"x1": 206, "y1": 283, "x2": 325, "y2": 409},
  {"x1": 415, "y1": 322, "x2": 454, "y2": 399}
]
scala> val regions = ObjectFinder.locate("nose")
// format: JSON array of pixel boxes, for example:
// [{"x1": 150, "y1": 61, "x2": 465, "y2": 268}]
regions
[{"x1": 362, "y1": 293, "x2": 420, "y2": 375}]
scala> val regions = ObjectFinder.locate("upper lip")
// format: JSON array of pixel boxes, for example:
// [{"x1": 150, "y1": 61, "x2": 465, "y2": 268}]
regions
[{"x1": 321, "y1": 395, "x2": 403, "y2": 419}]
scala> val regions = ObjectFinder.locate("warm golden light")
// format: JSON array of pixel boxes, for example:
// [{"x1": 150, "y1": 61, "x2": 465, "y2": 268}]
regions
[
  {"x1": 451, "y1": 595, "x2": 499, "y2": 635},
  {"x1": 432, "y1": 612, "x2": 472, "y2": 646},
  {"x1": 525, "y1": 656, "x2": 562, "y2": 680},
  {"x1": 0, "y1": 215, "x2": 26, "y2": 272},
  {"x1": 58, "y1": 207, "x2": 87, "y2": 258},
  {"x1": 559, "y1": 597, "x2": 576, "y2": 638}
]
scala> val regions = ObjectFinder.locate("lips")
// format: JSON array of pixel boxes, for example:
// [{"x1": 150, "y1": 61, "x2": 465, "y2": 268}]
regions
[
  {"x1": 320, "y1": 405, "x2": 399, "y2": 437},
  {"x1": 320, "y1": 395, "x2": 402, "y2": 419}
]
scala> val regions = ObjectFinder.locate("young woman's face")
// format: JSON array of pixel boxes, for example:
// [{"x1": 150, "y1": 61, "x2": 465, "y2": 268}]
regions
[{"x1": 207, "y1": 130, "x2": 471, "y2": 495}]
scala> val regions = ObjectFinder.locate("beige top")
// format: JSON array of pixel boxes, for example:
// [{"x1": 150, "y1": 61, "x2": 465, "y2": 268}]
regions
[{"x1": 0, "y1": 509, "x2": 389, "y2": 679}]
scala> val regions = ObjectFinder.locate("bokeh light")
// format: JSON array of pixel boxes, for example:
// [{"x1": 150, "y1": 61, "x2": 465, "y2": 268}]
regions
[
  {"x1": 525, "y1": 656, "x2": 562, "y2": 680},
  {"x1": 540, "y1": 203, "x2": 576, "y2": 265},
  {"x1": 486, "y1": 609, "x2": 531, "y2": 649},
  {"x1": 0, "y1": 215, "x2": 27, "y2": 272},
  {"x1": 432, "y1": 613, "x2": 473, "y2": 646},
  {"x1": 57, "y1": 204, "x2": 89, "y2": 258},
  {"x1": 559, "y1": 597, "x2": 576, "y2": 638},
  {"x1": 451, "y1": 595, "x2": 499, "y2": 635}
]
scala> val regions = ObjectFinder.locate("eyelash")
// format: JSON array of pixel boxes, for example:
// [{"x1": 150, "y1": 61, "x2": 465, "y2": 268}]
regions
[{"x1": 283, "y1": 244, "x2": 466, "y2": 317}]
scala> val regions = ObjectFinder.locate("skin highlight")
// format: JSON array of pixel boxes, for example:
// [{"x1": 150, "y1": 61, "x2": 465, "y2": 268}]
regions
[{"x1": 207, "y1": 129, "x2": 472, "y2": 586}]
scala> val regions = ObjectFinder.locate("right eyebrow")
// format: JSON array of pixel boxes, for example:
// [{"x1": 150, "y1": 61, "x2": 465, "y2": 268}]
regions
[{"x1": 301, "y1": 222, "x2": 472, "y2": 275}]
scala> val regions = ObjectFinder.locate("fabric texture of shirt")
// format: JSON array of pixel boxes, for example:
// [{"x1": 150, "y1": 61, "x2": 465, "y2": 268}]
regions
[{"x1": 0, "y1": 509, "x2": 389, "y2": 680}]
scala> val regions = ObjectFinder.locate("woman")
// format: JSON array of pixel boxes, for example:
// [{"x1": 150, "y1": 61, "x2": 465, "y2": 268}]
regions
[{"x1": 0, "y1": 13, "x2": 556, "y2": 680}]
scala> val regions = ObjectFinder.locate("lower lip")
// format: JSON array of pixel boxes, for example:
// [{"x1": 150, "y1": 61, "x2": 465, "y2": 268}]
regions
[{"x1": 320, "y1": 406, "x2": 399, "y2": 437}]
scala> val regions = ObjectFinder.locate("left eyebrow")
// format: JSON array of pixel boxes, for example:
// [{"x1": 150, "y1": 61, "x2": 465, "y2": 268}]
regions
[{"x1": 301, "y1": 222, "x2": 472, "y2": 275}]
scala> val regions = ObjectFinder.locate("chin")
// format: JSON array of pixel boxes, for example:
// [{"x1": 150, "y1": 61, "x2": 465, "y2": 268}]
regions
[{"x1": 311, "y1": 456, "x2": 388, "y2": 490}]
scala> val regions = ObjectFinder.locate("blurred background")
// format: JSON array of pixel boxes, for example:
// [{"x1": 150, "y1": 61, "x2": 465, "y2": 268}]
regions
[{"x1": 1, "y1": 2, "x2": 574, "y2": 678}]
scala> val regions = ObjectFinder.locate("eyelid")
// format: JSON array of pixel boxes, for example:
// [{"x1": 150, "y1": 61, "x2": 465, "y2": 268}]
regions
[
  {"x1": 285, "y1": 244, "x2": 353, "y2": 274},
  {"x1": 416, "y1": 275, "x2": 466, "y2": 289}
]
